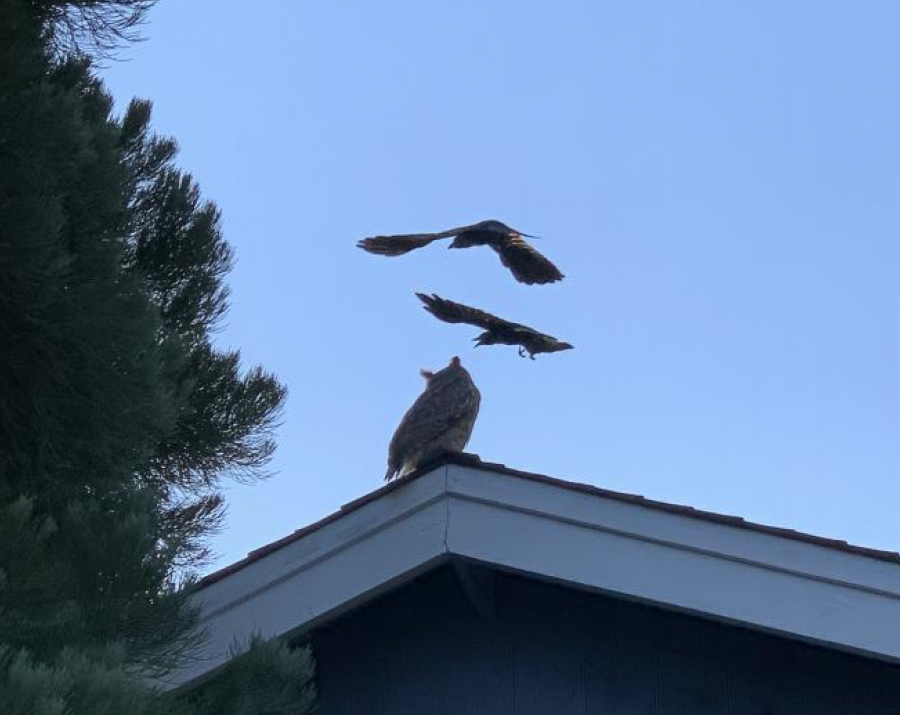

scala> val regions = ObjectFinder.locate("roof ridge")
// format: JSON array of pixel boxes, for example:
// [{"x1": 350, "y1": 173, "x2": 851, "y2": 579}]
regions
[{"x1": 195, "y1": 453, "x2": 900, "y2": 590}]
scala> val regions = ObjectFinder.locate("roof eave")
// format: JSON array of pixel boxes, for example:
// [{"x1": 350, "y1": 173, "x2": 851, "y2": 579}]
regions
[{"x1": 164, "y1": 459, "x2": 900, "y2": 691}]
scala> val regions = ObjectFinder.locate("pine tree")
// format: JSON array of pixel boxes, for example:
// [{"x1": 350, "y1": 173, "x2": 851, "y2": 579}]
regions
[
  {"x1": 0, "y1": 1, "x2": 312, "y2": 711},
  {"x1": 31, "y1": 0, "x2": 157, "y2": 62}
]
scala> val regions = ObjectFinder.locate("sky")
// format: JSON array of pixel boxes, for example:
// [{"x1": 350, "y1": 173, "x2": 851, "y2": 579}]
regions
[{"x1": 102, "y1": 1, "x2": 900, "y2": 571}]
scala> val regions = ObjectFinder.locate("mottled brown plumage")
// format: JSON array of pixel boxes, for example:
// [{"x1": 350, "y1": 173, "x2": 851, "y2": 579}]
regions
[
  {"x1": 417, "y1": 293, "x2": 574, "y2": 360},
  {"x1": 385, "y1": 356, "x2": 481, "y2": 481},
  {"x1": 357, "y1": 219, "x2": 564, "y2": 285}
]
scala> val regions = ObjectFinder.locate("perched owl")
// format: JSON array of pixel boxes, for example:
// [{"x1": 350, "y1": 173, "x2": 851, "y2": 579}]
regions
[
  {"x1": 357, "y1": 219, "x2": 564, "y2": 285},
  {"x1": 384, "y1": 356, "x2": 481, "y2": 481}
]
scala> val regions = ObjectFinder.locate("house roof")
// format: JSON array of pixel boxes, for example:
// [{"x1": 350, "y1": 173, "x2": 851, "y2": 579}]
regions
[
  {"x1": 199, "y1": 452, "x2": 900, "y2": 591},
  {"x1": 168, "y1": 454, "x2": 900, "y2": 691}
]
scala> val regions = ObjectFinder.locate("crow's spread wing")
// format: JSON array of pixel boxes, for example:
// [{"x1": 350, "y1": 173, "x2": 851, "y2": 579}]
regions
[
  {"x1": 415, "y1": 293, "x2": 509, "y2": 331},
  {"x1": 493, "y1": 233, "x2": 564, "y2": 285},
  {"x1": 357, "y1": 223, "x2": 483, "y2": 257},
  {"x1": 357, "y1": 233, "x2": 444, "y2": 256}
]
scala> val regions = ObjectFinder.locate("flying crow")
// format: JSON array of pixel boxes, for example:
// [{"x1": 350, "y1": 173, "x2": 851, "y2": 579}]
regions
[
  {"x1": 357, "y1": 219, "x2": 564, "y2": 285},
  {"x1": 416, "y1": 293, "x2": 574, "y2": 360}
]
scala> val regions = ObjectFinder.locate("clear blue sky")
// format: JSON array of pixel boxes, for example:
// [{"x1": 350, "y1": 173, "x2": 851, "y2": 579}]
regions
[{"x1": 103, "y1": 1, "x2": 900, "y2": 571}]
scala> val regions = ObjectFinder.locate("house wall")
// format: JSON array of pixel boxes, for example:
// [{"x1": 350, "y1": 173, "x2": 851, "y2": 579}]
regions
[{"x1": 312, "y1": 563, "x2": 900, "y2": 714}]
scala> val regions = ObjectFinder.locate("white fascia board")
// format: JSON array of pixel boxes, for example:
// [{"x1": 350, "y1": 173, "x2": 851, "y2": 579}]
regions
[
  {"x1": 444, "y1": 464, "x2": 900, "y2": 663},
  {"x1": 167, "y1": 461, "x2": 900, "y2": 690},
  {"x1": 162, "y1": 466, "x2": 451, "y2": 690}
]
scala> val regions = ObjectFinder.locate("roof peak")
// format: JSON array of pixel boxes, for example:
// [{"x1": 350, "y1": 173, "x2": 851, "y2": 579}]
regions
[{"x1": 198, "y1": 453, "x2": 900, "y2": 592}]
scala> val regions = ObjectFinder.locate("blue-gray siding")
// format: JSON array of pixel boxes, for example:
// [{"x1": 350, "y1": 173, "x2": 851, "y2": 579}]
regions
[{"x1": 313, "y1": 562, "x2": 900, "y2": 713}]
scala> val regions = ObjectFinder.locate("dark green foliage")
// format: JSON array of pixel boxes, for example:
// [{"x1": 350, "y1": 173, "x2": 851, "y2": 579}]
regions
[
  {"x1": 0, "y1": 0, "x2": 188, "y2": 672},
  {"x1": 0, "y1": 644, "x2": 167, "y2": 715},
  {"x1": 119, "y1": 103, "x2": 286, "y2": 499},
  {"x1": 0, "y1": 0, "x2": 310, "y2": 712},
  {"x1": 117, "y1": 92, "x2": 287, "y2": 568},
  {"x1": 187, "y1": 636, "x2": 317, "y2": 715},
  {"x1": 30, "y1": 0, "x2": 158, "y2": 61}
]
